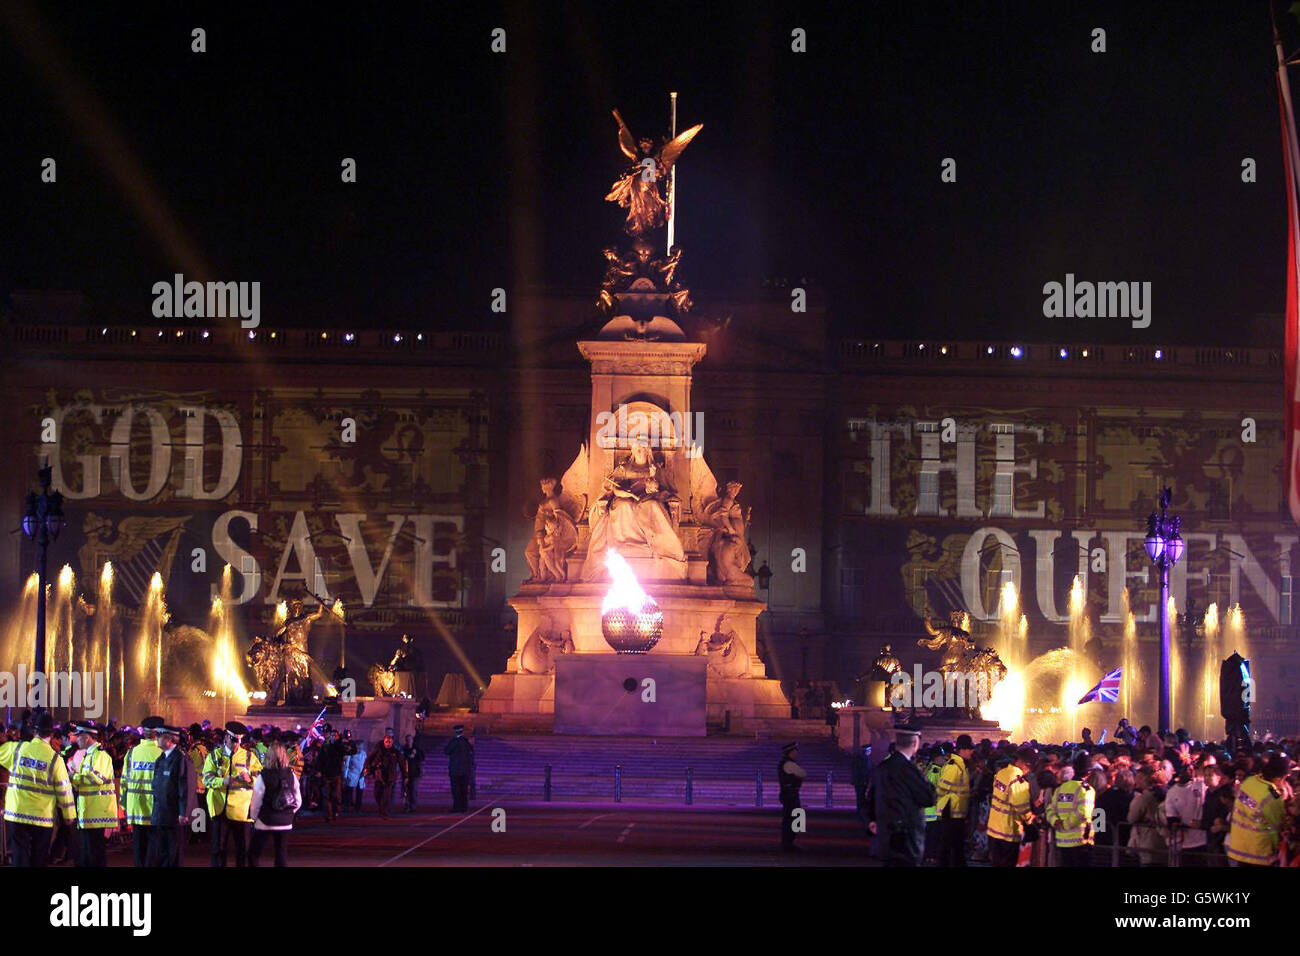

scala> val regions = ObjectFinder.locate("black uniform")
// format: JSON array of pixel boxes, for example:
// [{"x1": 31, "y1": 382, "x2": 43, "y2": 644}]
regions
[
  {"x1": 778, "y1": 753, "x2": 805, "y2": 850},
  {"x1": 402, "y1": 743, "x2": 425, "y2": 812},
  {"x1": 444, "y1": 733, "x2": 473, "y2": 812},
  {"x1": 150, "y1": 743, "x2": 194, "y2": 866},
  {"x1": 865, "y1": 751, "x2": 937, "y2": 866},
  {"x1": 850, "y1": 747, "x2": 872, "y2": 834},
  {"x1": 317, "y1": 738, "x2": 345, "y2": 821}
]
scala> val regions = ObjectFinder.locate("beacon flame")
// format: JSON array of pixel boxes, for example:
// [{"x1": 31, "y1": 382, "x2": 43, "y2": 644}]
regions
[
  {"x1": 602, "y1": 551, "x2": 650, "y2": 614},
  {"x1": 599, "y1": 551, "x2": 664, "y2": 654}
]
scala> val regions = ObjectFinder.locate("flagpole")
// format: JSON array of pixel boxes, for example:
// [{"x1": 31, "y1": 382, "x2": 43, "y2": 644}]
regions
[
  {"x1": 1274, "y1": 3, "x2": 1300, "y2": 526},
  {"x1": 667, "y1": 91, "x2": 678, "y2": 257}
]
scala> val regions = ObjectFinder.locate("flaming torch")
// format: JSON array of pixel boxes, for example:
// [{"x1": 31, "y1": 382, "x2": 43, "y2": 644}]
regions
[{"x1": 600, "y1": 551, "x2": 664, "y2": 654}]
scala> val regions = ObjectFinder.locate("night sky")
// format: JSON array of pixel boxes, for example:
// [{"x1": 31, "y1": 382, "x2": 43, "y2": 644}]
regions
[{"x1": 0, "y1": 1, "x2": 1293, "y2": 344}]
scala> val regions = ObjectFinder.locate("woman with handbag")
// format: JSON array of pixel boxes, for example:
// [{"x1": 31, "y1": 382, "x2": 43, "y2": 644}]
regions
[{"x1": 249, "y1": 742, "x2": 300, "y2": 867}]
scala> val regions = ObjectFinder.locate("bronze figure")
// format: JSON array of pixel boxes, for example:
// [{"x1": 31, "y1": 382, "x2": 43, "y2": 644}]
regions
[{"x1": 605, "y1": 109, "x2": 702, "y2": 237}]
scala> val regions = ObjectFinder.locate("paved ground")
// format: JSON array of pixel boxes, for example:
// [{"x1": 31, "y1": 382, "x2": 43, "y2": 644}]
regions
[{"x1": 91, "y1": 802, "x2": 880, "y2": 866}]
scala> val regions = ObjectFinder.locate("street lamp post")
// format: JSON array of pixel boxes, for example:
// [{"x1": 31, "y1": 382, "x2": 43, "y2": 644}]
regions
[
  {"x1": 1143, "y1": 488, "x2": 1184, "y2": 736},
  {"x1": 22, "y1": 465, "x2": 66, "y2": 679}
]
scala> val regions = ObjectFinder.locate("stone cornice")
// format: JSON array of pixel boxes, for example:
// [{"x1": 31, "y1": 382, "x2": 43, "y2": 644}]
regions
[{"x1": 577, "y1": 340, "x2": 708, "y2": 376}]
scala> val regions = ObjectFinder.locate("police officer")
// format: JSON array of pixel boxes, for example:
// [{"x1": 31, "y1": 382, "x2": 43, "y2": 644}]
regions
[
  {"x1": 444, "y1": 725, "x2": 473, "y2": 813},
  {"x1": 986, "y1": 745, "x2": 1036, "y2": 867},
  {"x1": 123, "y1": 715, "x2": 164, "y2": 866},
  {"x1": 0, "y1": 711, "x2": 76, "y2": 866},
  {"x1": 778, "y1": 742, "x2": 807, "y2": 851},
  {"x1": 850, "y1": 744, "x2": 872, "y2": 835},
  {"x1": 68, "y1": 724, "x2": 119, "y2": 867},
  {"x1": 920, "y1": 743, "x2": 946, "y2": 864},
  {"x1": 936, "y1": 734, "x2": 974, "y2": 867},
  {"x1": 864, "y1": 725, "x2": 936, "y2": 867},
  {"x1": 151, "y1": 725, "x2": 194, "y2": 867},
  {"x1": 187, "y1": 724, "x2": 209, "y2": 844},
  {"x1": 1226, "y1": 755, "x2": 1290, "y2": 866},
  {"x1": 1045, "y1": 754, "x2": 1095, "y2": 867},
  {"x1": 202, "y1": 720, "x2": 262, "y2": 866},
  {"x1": 401, "y1": 734, "x2": 425, "y2": 812}
]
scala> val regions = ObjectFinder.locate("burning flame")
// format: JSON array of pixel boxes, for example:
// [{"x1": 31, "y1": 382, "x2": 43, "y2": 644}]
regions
[{"x1": 602, "y1": 551, "x2": 651, "y2": 613}]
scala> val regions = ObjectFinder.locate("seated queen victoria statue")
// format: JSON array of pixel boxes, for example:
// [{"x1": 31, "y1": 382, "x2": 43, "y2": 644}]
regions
[{"x1": 583, "y1": 437, "x2": 687, "y2": 580}]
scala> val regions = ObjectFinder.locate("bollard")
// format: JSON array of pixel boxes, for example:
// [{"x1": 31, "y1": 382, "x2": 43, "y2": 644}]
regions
[
  {"x1": 825, "y1": 770, "x2": 833, "y2": 809},
  {"x1": 615, "y1": 764, "x2": 622, "y2": 803},
  {"x1": 544, "y1": 763, "x2": 552, "y2": 802},
  {"x1": 686, "y1": 767, "x2": 694, "y2": 806},
  {"x1": 756, "y1": 769, "x2": 763, "y2": 808}
]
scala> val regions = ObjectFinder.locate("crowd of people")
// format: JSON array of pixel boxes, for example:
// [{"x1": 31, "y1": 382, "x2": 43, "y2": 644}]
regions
[
  {"x1": 841, "y1": 720, "x2": 1300, "y2": 867},
  {"x1": 0, "y1": 709, "x2": 472, "y2": 868}
]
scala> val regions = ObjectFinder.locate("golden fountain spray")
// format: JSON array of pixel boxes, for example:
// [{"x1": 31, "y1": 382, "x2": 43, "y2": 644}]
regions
[{"x1": 1202, "y1": 603, "x2": 1219, "y2": 741}]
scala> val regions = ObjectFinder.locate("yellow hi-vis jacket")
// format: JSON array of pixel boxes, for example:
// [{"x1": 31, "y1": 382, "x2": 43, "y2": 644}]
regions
[
  {"x1": 1227, "y1": 774, "x2": 1285, "y2": 866},
  {"x1": 1045, "y1": 779, "x2": 1095, "y2": 848},
  {"x1": 987, "y1": 764, "x2": 1032, "y2": 844},
  {"x1": 189, "y1": 742, "x2": 208, "y2": 794},
  {"x1": 121, "y1": 739, "x2": 162, "y2": 826},
  {"x1": 0, "y1": 738, "x2": 76, "y2": 828},
  {"x1": 936, "y1": 753, "x2": 971, "y2": 820},
  {"x1": 202, "y1": 746, "x2": 262, "y2": 822},
  {"x1": 70, "y1": 743, "x2": 120, "y2": 829},
  {"x1": 922, "y1": 761, "x2": 942, "y2": 822}
]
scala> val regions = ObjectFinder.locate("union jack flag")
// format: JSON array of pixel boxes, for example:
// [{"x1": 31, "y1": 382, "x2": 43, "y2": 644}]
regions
[
  {"x1": 1078, "y1": 667, "x2": 1122, "y2": 705},
  {"x1": 299, "y1": 707, "x2": 328, "y2": 748}
]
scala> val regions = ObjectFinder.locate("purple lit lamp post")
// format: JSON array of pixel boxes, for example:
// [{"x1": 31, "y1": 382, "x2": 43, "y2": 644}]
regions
[
  {"x1": 22, "y1": 465, "x2": 66, "y2": 680},
  {"x1": 1143, "y1": 488, "x2": 1184, "y2": 737}
]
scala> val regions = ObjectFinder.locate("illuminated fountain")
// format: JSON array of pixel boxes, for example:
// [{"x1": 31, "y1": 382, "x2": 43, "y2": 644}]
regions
[
  {"x1": 981, "y1": 576, "x2": 1100, "y2": 743},
  {"x1": 133, "y1": 572, "x2": 167, "y2": 715},
  {"x1": 1121, "y1": 588, "x2": 1142, "y2": 729},
  {"x1": 0, "y1": 574, "x2": 39, "y2": 681},
  {"x1": 90, "y1": 563, "x2": 116, "y2": 719},
  {"x1": 1224, "y1": 603, "x2": 1249, "y2": 670},
  {"x1": 1200, "y1": 603, "x2": 1220, "y2": 742},
  {"x1": 995, "y1": 581, "x2": 1028, "y2": 675}
]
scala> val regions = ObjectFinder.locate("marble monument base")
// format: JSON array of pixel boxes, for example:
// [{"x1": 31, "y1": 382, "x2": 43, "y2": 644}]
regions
[
  {"x1": 478, "y1": 581, "x2": 791, "y2": 726},
  {"x1": 553, "y1": 653, "x2": 706, "y2": 736}
]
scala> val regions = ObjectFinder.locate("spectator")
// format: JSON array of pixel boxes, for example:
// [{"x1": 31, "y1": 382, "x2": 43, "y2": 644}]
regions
[
  {"x1": 249, "y1": 742, "x2": 300, "y2": 867},
  {"x1": 1164, "y1": 765, "x2": 1207, "y2": 866},
  {"x1": 1127, "y1": 767, "x2": 1167, "y2": 866},
  {"x1": 364, "y1": 732, "x2": 400, "y2": 818}
]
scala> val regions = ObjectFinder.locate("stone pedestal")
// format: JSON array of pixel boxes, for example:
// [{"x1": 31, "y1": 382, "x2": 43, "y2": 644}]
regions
[
  {"x1": 553, "y1": 653, "x2": 706, "y2": 736},
  {"x1": 834, "y1": 706, "x2": 898, "y2": 754},
  {"x1": 833, "y1": 706, "x2": 1011, "y2": 753},
  {"x1": 478, "y1": 581, "x2": 789, "y2": 722}
]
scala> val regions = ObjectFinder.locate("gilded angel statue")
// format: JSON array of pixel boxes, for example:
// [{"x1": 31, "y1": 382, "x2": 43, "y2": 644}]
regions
[{"x1": 605, "y1": 109, "x2": 703, "y2": 237}]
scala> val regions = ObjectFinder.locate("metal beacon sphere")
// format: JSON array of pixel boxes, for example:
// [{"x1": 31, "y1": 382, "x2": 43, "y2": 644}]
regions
[{"x1": 601, "y1": 596, "x2": 664, "y2": 654}]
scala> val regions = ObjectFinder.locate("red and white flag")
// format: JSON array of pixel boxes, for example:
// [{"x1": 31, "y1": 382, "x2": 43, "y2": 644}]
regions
[
  {"x1": 1077, "y1": 666, "x2": 1122, "y2": 705},
  {"x1": 1276, "y1": 27, "x2": 1300, "y2": 526}
]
